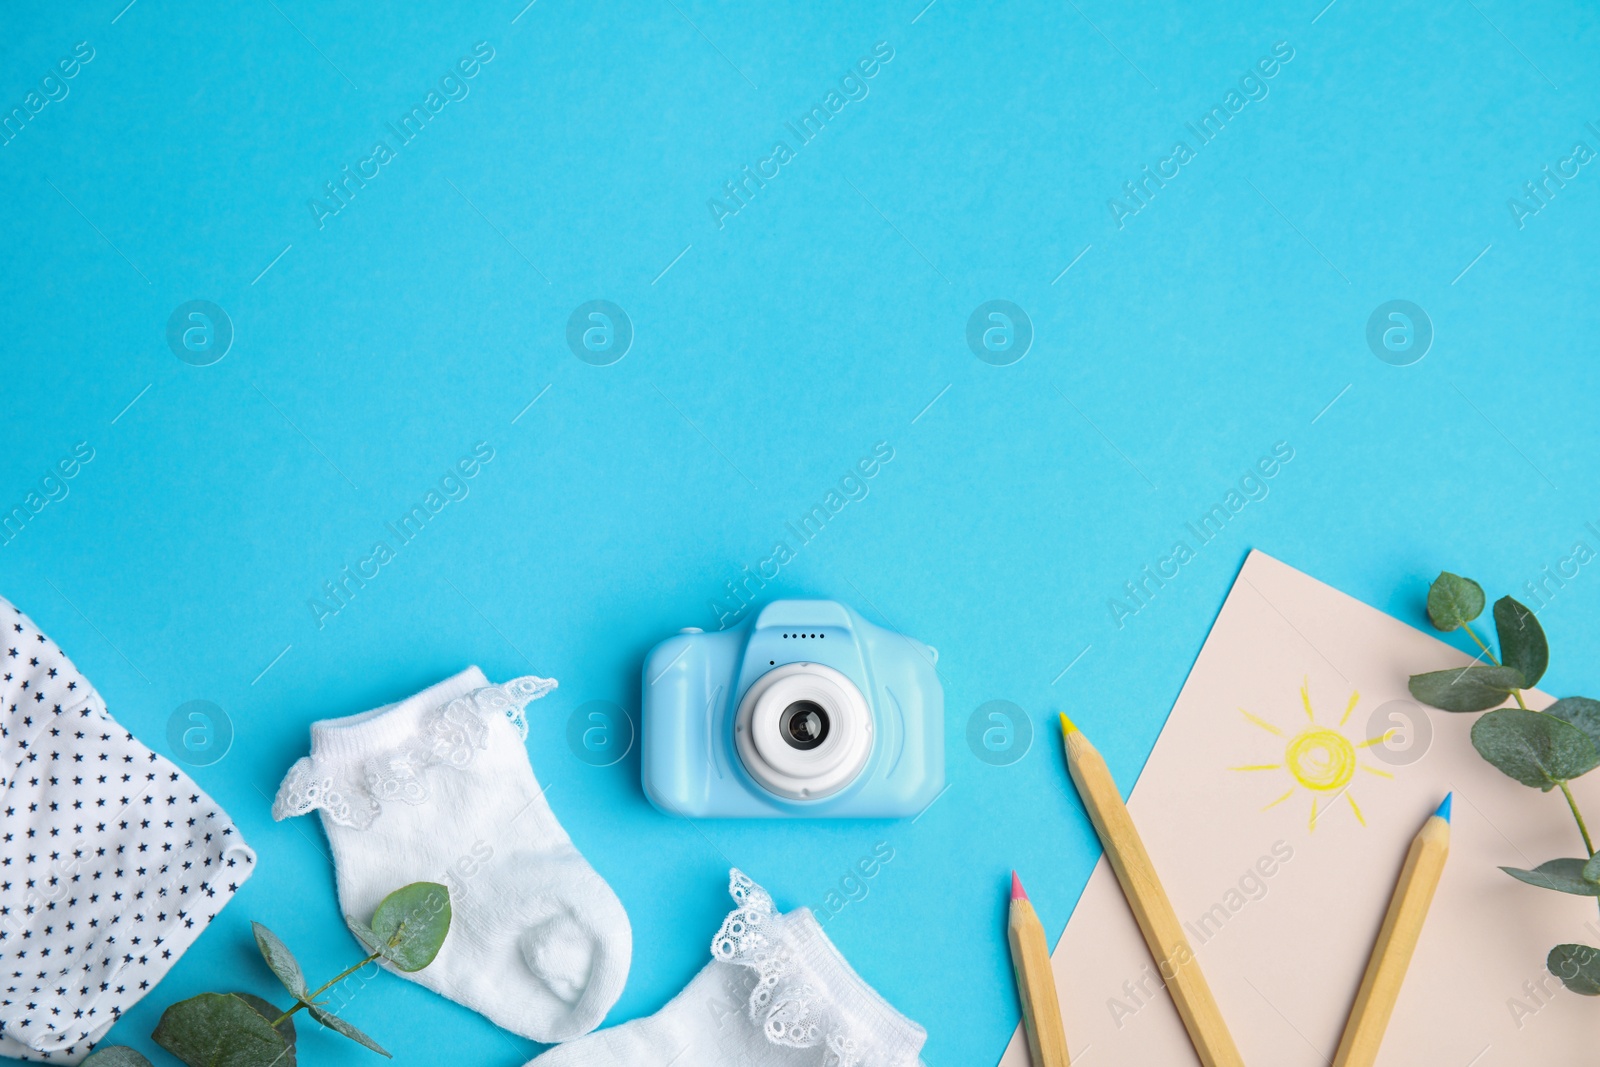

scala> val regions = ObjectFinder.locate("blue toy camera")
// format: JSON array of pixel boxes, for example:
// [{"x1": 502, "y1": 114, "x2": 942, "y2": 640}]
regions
[{"x1": 641, "y1": 600, "x2": 944, "y2": 817}]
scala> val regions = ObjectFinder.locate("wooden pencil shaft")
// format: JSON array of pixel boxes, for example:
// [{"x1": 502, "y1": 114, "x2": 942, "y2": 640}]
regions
[
  {"x1": 1063, "y1": 730, "x2": 1245, "y2": 1067},
  {"x1": 1009, "y1": 897, "x2": 1071, "y2": 1067},
  {"x1": 1331, "y1": 816, "x2": 1449, "y2": 1067}
]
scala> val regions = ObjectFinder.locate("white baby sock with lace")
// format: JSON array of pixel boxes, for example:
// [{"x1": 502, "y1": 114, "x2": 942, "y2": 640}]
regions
[
  {"x1": 527, "y1": 870, "x2": 925, "y2": 1067},
  {"x1": 273, "y1": 667, "x2": 630, "y2": 1043}
]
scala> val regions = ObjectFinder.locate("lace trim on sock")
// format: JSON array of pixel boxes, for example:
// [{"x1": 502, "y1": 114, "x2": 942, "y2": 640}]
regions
[
  {"x1": 272, "y1": 676, "x2": 556, "y2": 829},
  {"x1": 711, "y1": 870, "x2": 908, "y2": 1067}
]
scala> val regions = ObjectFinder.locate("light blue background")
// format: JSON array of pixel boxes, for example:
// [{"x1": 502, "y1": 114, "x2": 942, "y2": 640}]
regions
[{"x1": 4, "y1": 0, "x2": 1599, "y2": 1063}]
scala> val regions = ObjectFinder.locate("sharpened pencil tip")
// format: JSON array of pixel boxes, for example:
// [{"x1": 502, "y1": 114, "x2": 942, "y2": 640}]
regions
[
  {"x1": 1011, "y1": 870, "x2": 1027, "y2": 901},
  {"x1": 1058, "y1": 712, "x2": 1078, "y2": 735},
  {"x1": 1435, "y1": 792, "x2": 1452, "y2": 823}
]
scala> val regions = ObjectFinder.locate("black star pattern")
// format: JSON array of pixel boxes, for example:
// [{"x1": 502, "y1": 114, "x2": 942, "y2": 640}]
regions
[{"x1": 0, "y1": 601, "x2": 255, "y2": 1060}]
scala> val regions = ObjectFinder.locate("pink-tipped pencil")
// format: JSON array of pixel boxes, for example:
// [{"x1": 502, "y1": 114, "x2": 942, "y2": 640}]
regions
[{"x1": 1008, "y1": 872, "x2": 1071, "y2": 1067}]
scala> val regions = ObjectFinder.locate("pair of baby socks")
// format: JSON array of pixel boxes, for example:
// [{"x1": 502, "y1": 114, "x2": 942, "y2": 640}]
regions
[
  {"x1": 273, "y1": 667, "x2": 630, "y2": 1044},
  {"x1": 276, "y1": 671, "x2": 925, "y2": 1064}
]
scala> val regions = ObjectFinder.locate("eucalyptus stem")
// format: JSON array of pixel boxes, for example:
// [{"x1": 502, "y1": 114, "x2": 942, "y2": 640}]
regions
[
  {"x1": 271, "y1": 951, "x2": 382, "y2": 1025},
  {"x1": 1559, "y1": 781, "x2": 1596, "y2": 857},
  {"x1": 1560, "y1": 758, "x2": 1600, "y2": 926},
  {"x1": 1461, "y1": 623, "x2": 1499, "y2": 665}
]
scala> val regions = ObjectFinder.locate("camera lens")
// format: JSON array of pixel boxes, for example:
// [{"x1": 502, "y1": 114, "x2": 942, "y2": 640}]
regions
[
  {"x1": 781, "y1": 700, "x2": 829, "y2": 750},
  {"x1": 734, "y1": 662, "x2": 873, "y2": 801}
]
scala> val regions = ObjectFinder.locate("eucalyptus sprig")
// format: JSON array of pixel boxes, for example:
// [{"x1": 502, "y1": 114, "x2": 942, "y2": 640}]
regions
[
  {"x1": 1409, "y1": 571, "x2": 1600, "y2": 994},
  {"x1": 89, "y1": 881, "x2": 452, "y2": 1067}
]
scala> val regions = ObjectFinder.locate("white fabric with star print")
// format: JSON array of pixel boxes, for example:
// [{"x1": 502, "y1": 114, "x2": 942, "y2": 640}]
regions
[{"x1": 0, "y1": 595, "x2": 256, "y2": 1062}]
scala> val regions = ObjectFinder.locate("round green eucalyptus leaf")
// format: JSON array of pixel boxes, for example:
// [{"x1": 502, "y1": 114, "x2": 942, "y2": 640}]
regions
[
  {"x1": 1550, "y1": 944, "x2": 1600, "y2": 995},
  {"x1": 1494, "y1": 596, "x2": 1548, "y2": 688},
  {"x1": 1546, "y1": 698, "x2": 1600, "y2": 751},
  {"x1": 233, "y1": 992, "x2": 297, "y2": 1052},
  {"x1": 369, "y1": 882, "x2": 451, "y2": 972},
  {"x1": 1427, "y1": 572, "x2": 1485, "y2": 631},
  {"x1": 82, "y1": 1047, "x2": 155, "y2": 1067},
  {"x1": 1501, "y1": 858, "x2": 1600, "y2": 896},
  {"x1": 1472, "y1": 708, "x2": 1600, "y2": 790},
  {"x1": 152, "y1": 992, "x2": 294, "y2": 1067},
  {"x1": 1409, "y1": 665, "x2": 1523, "y2": 713}
]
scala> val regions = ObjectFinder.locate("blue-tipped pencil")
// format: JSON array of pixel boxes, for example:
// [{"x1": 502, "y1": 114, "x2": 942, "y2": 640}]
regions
[{"x1": 1331, "y1": 794, "x2": 1452, "y2": 1067}]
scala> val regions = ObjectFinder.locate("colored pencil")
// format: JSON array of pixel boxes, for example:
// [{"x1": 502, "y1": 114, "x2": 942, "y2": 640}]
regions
[
  {"x1": 1008, "y1": 871, "x2": 1071, "y2": 1067},
  {"x1": 1057, "y1": 714, "x2": 1244, "y2": 1067},
  {"x1": 1331, "y1": 793, "x2": 1452, "y2": 1067}
]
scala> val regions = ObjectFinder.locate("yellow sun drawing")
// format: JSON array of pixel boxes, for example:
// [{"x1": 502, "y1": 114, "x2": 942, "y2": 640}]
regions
[{"x1": 1230, "y1": 677, "x2": 1394, "y2": 831}]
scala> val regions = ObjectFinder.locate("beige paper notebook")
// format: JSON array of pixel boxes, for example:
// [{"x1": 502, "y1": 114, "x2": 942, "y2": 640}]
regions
[{"x1": 1001, "y1": 550, "x2": 1600, "y2": 1066}]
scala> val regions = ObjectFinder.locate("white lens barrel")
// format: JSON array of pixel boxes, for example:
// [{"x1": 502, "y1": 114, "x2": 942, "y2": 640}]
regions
[{"x1": 734, "y1": 662, "x2": 873, "y2": 801}]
